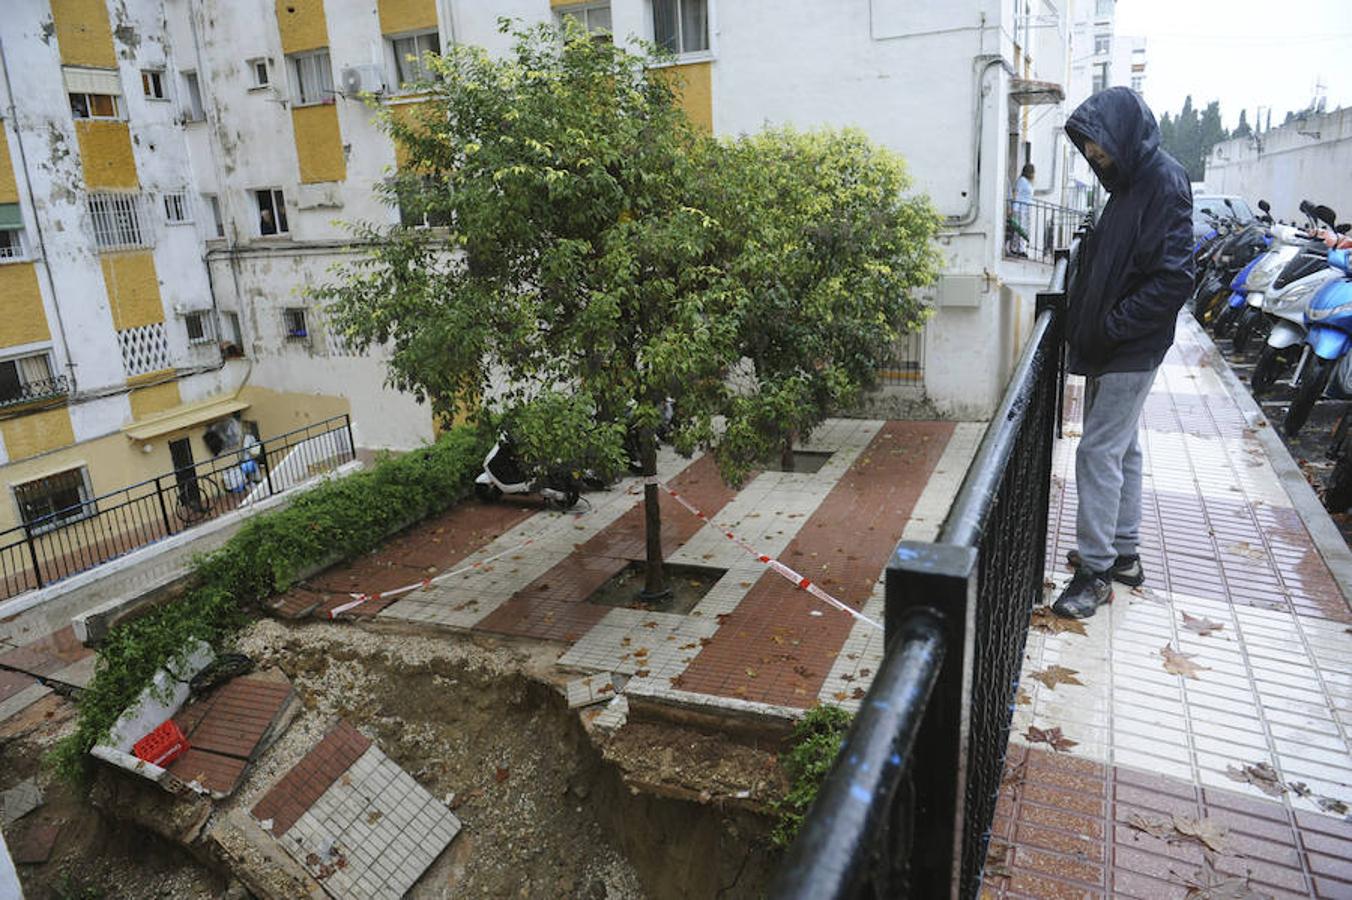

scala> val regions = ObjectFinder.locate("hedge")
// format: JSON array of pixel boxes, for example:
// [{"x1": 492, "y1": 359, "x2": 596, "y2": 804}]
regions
[{"x1": 51, "y1": 424, "x2": 490, "y2": 781}]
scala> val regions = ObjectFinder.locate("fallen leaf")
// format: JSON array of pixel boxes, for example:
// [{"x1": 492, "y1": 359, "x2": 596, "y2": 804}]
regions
[
  {"x1": 1126, "y1": 812, "x2": 1174, "y2": 840},
  {"x1": 1161, "y1": 643, "x2": 1209, "y2": 679},
  {"x1": 1024, "y1": 725, "x2": 1077, "y2": 753},
  {"x1": 985, "y1": 839, "x2": 1014, "y2": 879},
  {"x1": 1182, "y1": 612, "x2": 1226, "y2": 637},
  {"x1": 1317, "y1": 796, "x2": 1349, "y2": 815},
  {"x1": 1225, "y1": 761, "x2": 1286, "y2": 797},
  {"x1": 634, "y1": 669, "x2": 650, "y2": 678},
  {"x1": 1029, "y1": 607, "x2": 1088, "y2": 636},
  {"x1": 1227, "y1": 541, "x2": 1266, "y2": 561},
  {"x1": 745, "y1": 668, "x2": 758, "y2": 678},
  {"x1": 1289, "y1": 781, "x2": 1312, "y2": 798},
  {"x1": 1015, "y1": 688, "x2": 1031, "y2": 705},
  {"x1": 1173, "y1": 815, "x2": 1230, "y2": 853},
  {"x1": 1029, "y1": 665, "x2": 1084, "y2": 690},
  {"x1": 833, "y1": 691, "x2": 848, "y2": 702},
  {"x1": 859, "y1": 667, "x2": 872, "y2": 677},
  {"x1": 850, "y1": 687, "x2": 865, "y2": 700},
  {"x1": 1001, "y1": 760, "x2": 1028, "y2": 789},
  {"x1": 1175, "y1": 854, "x2": 1271, "y2": 900},
  {"x1": 495, "y1": 767, "x2": 510, "y2": 783}
]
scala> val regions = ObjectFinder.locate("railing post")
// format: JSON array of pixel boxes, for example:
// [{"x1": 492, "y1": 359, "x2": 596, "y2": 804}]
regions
[
  {"x1": 345, "y1": 414, "x2": 355, "y2": 462},
  {"x1": 154, "y1": 476, "x2": 173, "y2": 536},
  {"x1": 886, "y1": 541, "x2": 978, "y2": 899},
  {"x1": 262, "y1": 439, "x2": 275, "y2": 497},
  {"x1": 22, "y1": 523, "x2": 42, "y2": 589}
]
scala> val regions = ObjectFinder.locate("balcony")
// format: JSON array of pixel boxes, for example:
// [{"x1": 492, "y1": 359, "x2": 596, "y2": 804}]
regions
[{"x1": 0, "y1": 374, "x2": 71, "y2": 409}]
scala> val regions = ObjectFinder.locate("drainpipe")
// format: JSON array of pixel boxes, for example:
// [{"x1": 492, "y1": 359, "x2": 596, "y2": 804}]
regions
[
  {"x1": 0, "y1": 37, "x2": 78, "y2": 393},
  {"x1": 945, "y1": 51, "x2": 1015, "y2": 230}
]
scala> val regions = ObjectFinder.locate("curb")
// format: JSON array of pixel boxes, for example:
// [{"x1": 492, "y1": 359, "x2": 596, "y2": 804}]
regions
[{"x1": 1187, "y1": 317, "x2": 1352, "y2": 605}]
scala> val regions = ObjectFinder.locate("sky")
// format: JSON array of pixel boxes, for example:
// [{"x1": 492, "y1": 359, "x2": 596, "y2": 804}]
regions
[{"x1": 1112, "y1": 0, "x2": 1352, "y2": 131}]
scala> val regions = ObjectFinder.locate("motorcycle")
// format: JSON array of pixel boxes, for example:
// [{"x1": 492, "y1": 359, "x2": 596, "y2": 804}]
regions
[
  {"x1": 1284, "y1": 249, "x2": 1352, "y2": 437},
  {"x1": 475, "y1": 434, "x2": 581, "y2": 510}
]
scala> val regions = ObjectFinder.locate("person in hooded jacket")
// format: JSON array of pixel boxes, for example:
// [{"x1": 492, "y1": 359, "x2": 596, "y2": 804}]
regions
[{"x1": 1053, "y1": 87, "x2": 1195, "y2": 619}]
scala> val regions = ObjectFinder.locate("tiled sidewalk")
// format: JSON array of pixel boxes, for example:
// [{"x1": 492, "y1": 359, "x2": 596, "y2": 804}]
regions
[{"x1": 990, "y1": 318, "x2": 1352, "y2": 898}]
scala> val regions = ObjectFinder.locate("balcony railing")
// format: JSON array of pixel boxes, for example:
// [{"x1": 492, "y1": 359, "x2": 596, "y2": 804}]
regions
[
  {"x1": 1006, "y1": 198, "x2": 1086, "y2": 263},
  {"x1": 772, "y1": 245, "x2": 1073, "y2": 899},
  {"x1": 0, "y1": 375, "x2": 71, "y2": 409},
  {"x1": 0, "y1": 414, "x2": 355, "y2": 600}
]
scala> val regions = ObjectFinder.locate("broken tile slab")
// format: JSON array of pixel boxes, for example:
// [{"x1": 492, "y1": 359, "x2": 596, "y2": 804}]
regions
[
  {"x1": 0, "y1": 683, "x2": 51, "y2": 725},
  {"x1": 9, "y1": 823, "x2": 60, "y2": 864},
  {"x1": 587, "y1": 695, "x2": 629, "y2": 733},
  {"x1": 565, "y1": 673, "x2": 627, "y2": 709},
  {"x1": 46, "y1": 653, "x2": 97, "y2": 690},
  {"x1": 262, "y1": 738, "x2": 461, "y2": 899},
  {"x1": 0, "y1": 778, "x2": 43, "y2": 826}
]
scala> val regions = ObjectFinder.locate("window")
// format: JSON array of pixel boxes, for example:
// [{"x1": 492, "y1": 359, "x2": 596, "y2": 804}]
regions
[
  {"x1": 163, "y1": 192, "x2": 191, "y2": 224},
  {"x1": 255, "y1": 189, "x2": 288, "y2": 236},
  {"x1": 248, "y1": 57, "x2": 271, "y2": 89},
  {"x1": 14, "y1": 468, "x2": 92, "y2": 532},
  {"x1": 557, "y1": 3, "x2": 612, "y2": 41},
  {"x1": 203, "y1": 193, "x2": 225, "y2": 238},
  {"x1": 0, "y1": 353, "x2": 61, "y2": 408},
  {"x1": 653, "y1": 0, "x2": 708, "y2": 55},
  {"x1": 394, "y1": 177, "x2": 451, "y2": 229},
  {"x1": 390, "y1": 31, "x2": 440, "y2": 87},
  {"x1": 0, "y1": 203, "x2": 25, "y2": 260},
  {"x1": 184, "y1": 311, "x2": 214, "y2": 344},
  {"x1": 1095, "y1": 0, "x2": 1114, "y2": 16},
  {"x1": 223, "y1": 311, "x2": 243, "y2": 348},
  {"x1": 289, "y1": 50, "x2": 334, "y2": 106},
  {"x1": 283, "y1": 307, "x2": 308, "y2": 339},
  {"x1": 69, "y1": 92, "x2": 122, "y2": 120},
  {"x1": 87, "y1": 192, "x2": 150, "y2": 250},
  {"x1": 182, "y1": 71, "x2": 205, "y2": 121},
  {"x1": 1093, "y1": 34, "x2": 1110, "y2": 56},
  {"x1": 1092, "y1": 62, "x2": 1109, "y2": 94},
  {"x1": 142, "y1": 69, "x2": 166, "y2": 99},
  {"x1": 1131, "y1": 75, "x2": 1143, "y2": 92}
]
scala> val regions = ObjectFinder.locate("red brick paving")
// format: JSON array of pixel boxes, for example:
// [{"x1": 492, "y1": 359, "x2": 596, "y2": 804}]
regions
[
  {"x1": 0, "y1": 625, "x2": 92, "y2": 677},
  {"x1": 0, "y1": 668, "x2": 38, "y2": 704},
  {"x1": 268, "y1": 500, "x2": 537, "y2": 620},
  {"x1": 676, "y1": 421, "x2": 954, "y2": 707},
  {"x1": 251, "y1": 720, "x2": 371, "y2": 836},
  {"x1": 985, "y1": 747, "x2": 1352, "y2": 898},
  {"x1": 475, "y1": 454, "x2": 743, "y2": 642},
  {"x1": 167, "y1": 748, "x2": 249, "y2": 795},
  {"x1": 164, "y1": 676, "x2": 292, "y2": 795},
  {"x1": 8, "y1": 823, "x2": 60, "y2": 864}
]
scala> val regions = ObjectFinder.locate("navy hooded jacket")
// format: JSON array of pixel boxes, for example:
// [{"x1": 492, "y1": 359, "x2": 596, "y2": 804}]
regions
[{"x1": 1064, "y1": 88, "x2": 1194, "y2": 376}]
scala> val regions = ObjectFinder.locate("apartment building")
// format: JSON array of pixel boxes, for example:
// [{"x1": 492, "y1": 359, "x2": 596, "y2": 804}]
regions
[{"x1": 0, "y1": 0, "x2": 1076, "y2": 569}]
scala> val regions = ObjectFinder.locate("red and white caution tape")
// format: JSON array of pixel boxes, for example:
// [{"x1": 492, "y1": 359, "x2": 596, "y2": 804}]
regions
[
  {"x1": 644, "y1": 475, "x2": 883, "y2": 632},
  {"x1": 327, "y1": 538, "x2": 535, "y2": 619}
]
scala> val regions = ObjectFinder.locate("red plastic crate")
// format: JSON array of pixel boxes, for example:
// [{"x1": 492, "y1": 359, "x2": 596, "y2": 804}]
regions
[{"x1": 132, "y1": 720, "x2": 190, "y2": 767}]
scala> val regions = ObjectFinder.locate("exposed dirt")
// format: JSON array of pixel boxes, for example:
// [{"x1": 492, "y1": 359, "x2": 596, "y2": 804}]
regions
[
  {"x1": 588, "y1": 563, "x2": 726, "y2": 615},
  {"x1": 0, "y1": 696, "x2": 224, "y2": 900},
  {"x1": 232, "y1": 619, "x2": 783, "y2": 899}
]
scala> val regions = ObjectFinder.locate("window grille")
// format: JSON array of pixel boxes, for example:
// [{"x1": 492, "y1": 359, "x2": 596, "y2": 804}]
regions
[{"x1": 87, "y1": 192, "x2": 151, "y2": 250}]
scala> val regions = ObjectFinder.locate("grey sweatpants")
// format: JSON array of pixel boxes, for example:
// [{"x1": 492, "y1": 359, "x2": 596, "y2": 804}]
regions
[{"x1": 1076, "y1": 369, "x2": 1158, "y2": 572}]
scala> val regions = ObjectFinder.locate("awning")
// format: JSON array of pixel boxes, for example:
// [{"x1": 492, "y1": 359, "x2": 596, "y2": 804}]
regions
[
  {"x1": 0, "y1": 203, "x2": 22, "y2": 231},
  {"x1": 123, "y1": 394, "x2": 249, "y2": 441},
  {"x1": 1010, "y1": 78, "x2": 1064, "y2": 106},
  {"x1": 63, "y1": 66, "x2": 123, "y2": 96}
]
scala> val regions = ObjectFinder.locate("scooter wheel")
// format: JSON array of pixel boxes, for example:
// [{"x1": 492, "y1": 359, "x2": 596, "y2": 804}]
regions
[
  {"x1": 1232, "y1": 308, "x2": 1260, "y2": 353},
  {"x1": 1325, "y1": 448, "x2": 1352, "y2": 513},
  {"x1": 475, "y1": 481, "x2": 502, "y2": 502},
  {"x1": 563, "y1": 488, "x2": 581, "y2": 510},
  {"x1": 1212, "y1": 304, "x2": 1240, "y2": 339},
  {"x1": 1250, "y1": 345, "x2": 1288, "y2": 398},
  {"x1": 1284, "y1": 357, "x2": 1334, "y2": 438}
]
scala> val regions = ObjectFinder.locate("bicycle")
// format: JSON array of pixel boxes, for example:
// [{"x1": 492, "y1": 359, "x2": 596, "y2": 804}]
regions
[{"x1": 172, "y1": 474, "x2": 223, "y2": 525}]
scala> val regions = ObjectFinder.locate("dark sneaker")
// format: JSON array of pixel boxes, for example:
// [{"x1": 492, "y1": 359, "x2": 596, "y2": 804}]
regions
[
  {"x1": 1066, "y1": 550, "x2": 1145, "y2": 588},
  {"x1": 1052, "y1": 567, "x2": 1113, "y2": 619}
]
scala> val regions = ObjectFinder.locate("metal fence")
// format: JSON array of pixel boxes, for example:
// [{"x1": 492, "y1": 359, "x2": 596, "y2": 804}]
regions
[
  {"x1": 0, "y1": 414, "x2": 355, "y2": 601},
  {"x1": 773, "y1": 247, "x2": 1071, "y2": 899},
  {"x1": 1006, "y1": 199, "x2": 1084, "y2": 263},
  {"x1": 877, "y1": 328, "x2": 926, "y2": 386}
]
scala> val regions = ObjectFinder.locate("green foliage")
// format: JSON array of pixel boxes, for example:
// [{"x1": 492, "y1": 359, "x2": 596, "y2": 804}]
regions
[
  {"x1": 50, "y1": 426, "x2": 488, "y2": 783},
  {"x1": 319, "y1": 19, "x2": 938, "y2": 587},
  {"x1": 772, "y1": 704, "x2": 854, "y2": 848},
  {"x1": 1158, "y1": 95, "x2": 1231, "y2": 182}
]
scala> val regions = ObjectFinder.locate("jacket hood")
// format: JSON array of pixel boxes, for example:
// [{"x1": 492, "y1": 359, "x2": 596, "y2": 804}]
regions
[{"x1": 1065, "y1": 87, "x2": 1160, "y2": 193}]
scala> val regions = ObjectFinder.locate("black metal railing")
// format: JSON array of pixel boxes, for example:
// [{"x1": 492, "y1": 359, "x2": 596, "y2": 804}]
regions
[
  {"x1": 0, "y1": 414, "x2": 355, "y2": 601},
  {"x1": 774, "y1": 247, "x2": 1071, "y2": 900},
  {"x1": 0, "y1": 375, "x2": 71, "y2": 409},
  {"x1": 1006, "y1": 199, "x2": 1084, "y2": 263}
]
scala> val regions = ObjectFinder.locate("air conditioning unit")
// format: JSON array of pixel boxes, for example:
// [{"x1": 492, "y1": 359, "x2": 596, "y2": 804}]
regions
[{"x1": 340, "y1": 65, "x2": 385, "y2": 97}]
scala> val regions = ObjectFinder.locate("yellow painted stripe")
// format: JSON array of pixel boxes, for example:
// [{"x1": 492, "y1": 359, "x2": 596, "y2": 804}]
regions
[
  {"x1": 291, "y1": 104, "x2": 346, "y2": 183},
  {"x1": 128, "y1": 380, "x2": 182, "y2": 420},
  {"x1": 75, "y1": 121, "x2": 139, "y2": 189},
  {"x1": 1, "y1": 407, "x2": 76, "y2": 461},
  {"x1": 276, "y1": 0, "x2": 331, "y2": 55},
  {"x1": 100, "y1": 252, "x2": 164, "y2": 331},
  {"x1": 655, "y1": 61, "x2": 713, "y2": 133},
  {"x1": 50, "y1": 0, "x2": 117, "y2": 69},
  {"x1": 0, "y1": 128, "x2": 19, "y2": 205},
  {"x1": 0, "y1": 263, "x2": 51, "y2": 348}
]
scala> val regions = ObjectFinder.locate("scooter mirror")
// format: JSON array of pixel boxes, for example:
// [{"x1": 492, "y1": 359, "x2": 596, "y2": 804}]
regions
[
  {"x1": 1338, "y1": 224, "x2": 1351, "y2": 235},
  {"x1": 1201, "y1": 207, "x2": 1215, "y2": 217},
  {"x1": 1316, "y1": 205, "x2": 1338, "y2": 227},
  {"x1": 1259, "y1": 199, "x2": 1271, "y2": 213}
]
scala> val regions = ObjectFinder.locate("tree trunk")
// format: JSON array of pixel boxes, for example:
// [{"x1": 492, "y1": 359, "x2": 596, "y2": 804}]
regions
[
  {"x1": 639, "y1": 426, "x2": 669, "y2": 601},
  {"x1": 781, "y1": 431, "x2": 797, "y2": 472}
]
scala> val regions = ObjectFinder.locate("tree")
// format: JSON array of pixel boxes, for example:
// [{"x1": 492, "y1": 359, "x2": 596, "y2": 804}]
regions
[
  {"x1": 1232, "y1": 109, "x2": 1252, "y2": 139},
  {"x1": 1158, "y1": 96, "x2": 1232, "y2": 182},
  {"x1": 320, "y1": 21, "x2": 938, "y2": 600}
]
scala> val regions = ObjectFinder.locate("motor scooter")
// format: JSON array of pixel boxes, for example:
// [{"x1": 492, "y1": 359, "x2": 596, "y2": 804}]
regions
[
  {"x1": 475, "y1": 434, "x2": 581, "y2": 509},
  {"x1": 1284, "y1": 249, "x2": 1352, "y2": 437}
]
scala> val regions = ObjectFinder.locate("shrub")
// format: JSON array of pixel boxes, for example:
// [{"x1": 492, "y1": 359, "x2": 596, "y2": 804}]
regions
[
  {"x1": 51, "y1": 425, "x2": 489, "y2": 782},
  {"x1": 772, "y1": 703, "x2": 854, "y2": 848}
]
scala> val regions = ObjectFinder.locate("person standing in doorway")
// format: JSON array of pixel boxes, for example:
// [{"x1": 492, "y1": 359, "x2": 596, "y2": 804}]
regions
[
  {"x1": 1053, "y1": 87, "x2": 1194, "y2": 619},
  {"x1": 1009, "y1": 163, "x2": 1035, "y2": 256}
]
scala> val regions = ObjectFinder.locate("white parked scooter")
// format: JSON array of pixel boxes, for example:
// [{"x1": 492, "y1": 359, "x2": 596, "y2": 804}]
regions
[
  {"x1": 1250, "y1": 264, "x2": 1342, "y2": 397},
  {"x1": 475, "y1": 435, "x2": 581, "y2": 510}
]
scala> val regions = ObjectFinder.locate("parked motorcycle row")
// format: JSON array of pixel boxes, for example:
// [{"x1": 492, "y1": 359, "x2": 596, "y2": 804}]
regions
[{"x1": 1191, "y1": 198, "x2": 1352, "y2": 511}]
